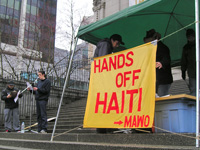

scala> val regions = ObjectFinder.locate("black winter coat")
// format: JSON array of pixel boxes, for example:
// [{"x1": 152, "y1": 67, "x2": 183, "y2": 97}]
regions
[
  {"x1": 156, "y1": 41, "x2": 173, "y2": 85},
  {"x1": 1, "y1": 87, "x2": 22, "y2": 109},
  {"x1": 181, "y1": 41, "x2": 196, "y2": 78},
  {"x1": 32, "y1": 78, "x2": 51, "y2": 101}
]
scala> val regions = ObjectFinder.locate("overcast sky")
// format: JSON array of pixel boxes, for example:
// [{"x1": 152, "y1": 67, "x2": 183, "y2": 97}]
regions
[{"x1": 55, "y1": 0, "x2": 93, "y2": 50}]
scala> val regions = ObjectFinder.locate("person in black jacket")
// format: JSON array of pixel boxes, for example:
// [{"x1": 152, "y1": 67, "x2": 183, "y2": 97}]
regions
[
  {"x1": 181, "y1": 29, "x2": 196, "y2": 96},
  {"x1": 144, "y1": 29, "x2": 173, "y2": 97},
  {"x1": 1, "y1": 80, "x2": 23, "y2": 132},
  {"x1": 28, "y1": 71, "x2": 51, "y2": 133},
  {"x1": 93, "y1": 34, "x2": 125, "y2": 58}
]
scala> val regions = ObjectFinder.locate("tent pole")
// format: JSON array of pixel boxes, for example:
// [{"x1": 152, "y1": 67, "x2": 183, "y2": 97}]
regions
[
  {"x1": 195, "y1": 0, "x2": 200, "y2": 148},
  {"x1": 50, "y1": 38, "x2": 78, "y2": 142}
]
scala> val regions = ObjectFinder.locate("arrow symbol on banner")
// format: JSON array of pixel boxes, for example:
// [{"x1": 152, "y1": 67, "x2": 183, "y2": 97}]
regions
[{"x1": 114, "y1": 120, "x2": 123, "y2": 125}]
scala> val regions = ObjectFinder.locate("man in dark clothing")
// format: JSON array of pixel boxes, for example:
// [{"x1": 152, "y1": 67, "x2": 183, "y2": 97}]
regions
[
  {"x1": 28, "y1": 71, "x2": 51, "y2": 133},
  {"x1": 1, "y1": 81, "x2": 23, "y2": 132},
  {"x1": 144, "y1": 29, "x2": 173, "y2": 97},
  {"x1": 181, "y1": 29, "x2": 196, "y2": 96},
  {"x1": 94, "y1": 34, "x2": 124, "y2": 133},
  {"x1": 93, "y1": 34, "x2": 125, "y2": 58}
]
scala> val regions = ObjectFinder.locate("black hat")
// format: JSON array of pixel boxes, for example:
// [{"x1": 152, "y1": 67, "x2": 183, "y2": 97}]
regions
[
  {"x1": 186, "y1": 29, "x2": 195, "y2": 37},
  {"x1": 110, "y1": 34, "x2": 125, "y2": 45},
  {"x1": 145, "y1": 29, "x2": 156, "y2": 38},
  {"x1": 144, "y1": 29, "x2": 161, "y2": 40},
  {"x1": 8, "y1": 81, "x2": 15, "y2": 86}
]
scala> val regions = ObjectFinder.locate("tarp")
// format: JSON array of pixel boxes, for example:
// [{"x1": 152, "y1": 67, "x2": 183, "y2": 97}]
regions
[
  {"x1": 77, "y1": 0, "x2": 198, "y2": 66},
  {"x1": 84, "y1": 41, "x2": 157, "y2": 128}
]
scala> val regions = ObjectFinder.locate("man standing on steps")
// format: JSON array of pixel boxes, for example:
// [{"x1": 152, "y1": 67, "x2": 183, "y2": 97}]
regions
[
  {"x1": 28, "y1": 71, "x2": 51, "y2": 133},
  {"x1": 1, "y1": 80, "x2": 23, "y2": 132}
]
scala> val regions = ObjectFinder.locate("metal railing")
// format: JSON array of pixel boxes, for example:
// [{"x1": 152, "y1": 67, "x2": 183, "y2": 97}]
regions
[{"x1": 0, "y1": 59, "x2": 91, "y2": 125}]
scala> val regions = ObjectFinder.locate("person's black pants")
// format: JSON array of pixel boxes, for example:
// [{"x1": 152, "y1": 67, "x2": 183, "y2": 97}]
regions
[{"x1": 36, "y1": 100, "x2": 48, "y2": 132}]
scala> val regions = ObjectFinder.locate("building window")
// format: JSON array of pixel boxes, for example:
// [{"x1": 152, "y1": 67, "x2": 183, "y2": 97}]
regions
[{"x1": 0, "y1": 0, "x2": 20, "y2": 46}]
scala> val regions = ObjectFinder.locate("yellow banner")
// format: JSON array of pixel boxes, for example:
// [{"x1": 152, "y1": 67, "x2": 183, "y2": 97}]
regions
[{"x1": 84, "y1": 42, "x2": 157, "y2": 128}]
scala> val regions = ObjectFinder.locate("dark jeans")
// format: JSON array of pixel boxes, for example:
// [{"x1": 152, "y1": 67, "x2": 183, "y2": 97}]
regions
[
  {"x1": 157, "y1": 84, "x2": 171, "y2": 97},
  {"x1": 189, "y1": 78, "x2": 196, "y2": 96},
  {"x1": 36, "y1": 100, "x2": 48, "y2": 132}
]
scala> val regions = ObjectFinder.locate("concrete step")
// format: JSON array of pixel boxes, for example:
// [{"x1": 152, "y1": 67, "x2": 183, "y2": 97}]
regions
[
  {"x1": 0, "y1": 145, "x2": 42, "y2": 150},
  {"x1": 0, "y1": 132, "x2": 196, "y2": 146},
  {"x1": 48, "y1": 128, "x2": 96, "y2": 134},
  {"x1": 0, "y1": 137, "x2": 196, "y2": 150},
  {"x1": 48, "y1": 111, "x2": 85, "y2": 116},
  {"x1": 29, "y1": 124, "x2": 83, "y2": 130}
]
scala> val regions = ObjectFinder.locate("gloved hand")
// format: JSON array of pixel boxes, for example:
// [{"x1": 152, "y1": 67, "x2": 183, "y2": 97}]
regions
[
  {"x1": 19, "y1": 93, "x2": 23, "y2": 98},
  {"x1": 182, "y1": 71, "x2": 186, "y2": 80}
]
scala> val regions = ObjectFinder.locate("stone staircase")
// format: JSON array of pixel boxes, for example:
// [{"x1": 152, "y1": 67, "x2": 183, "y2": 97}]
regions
[{"x1": 0, "y1": 98, "x2": 199, "y2": 150}]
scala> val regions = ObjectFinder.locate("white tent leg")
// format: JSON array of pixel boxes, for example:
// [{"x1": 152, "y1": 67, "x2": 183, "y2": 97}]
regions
[
  {"x1": 195, "y1": 0, "x2": 200, "y2": 148},
  {"x1": 50, "y1": 38, "x2": 78, "y2": 142}
]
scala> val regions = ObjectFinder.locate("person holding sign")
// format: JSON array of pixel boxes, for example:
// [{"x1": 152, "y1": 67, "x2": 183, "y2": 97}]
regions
[
  {"x1": 93, "y1": 34, "x2": 125, "y2": 133},
  {"x1": 1, "y1": 80, "x2": 23, "y2": 132},
  {"x1": 144, "y1": 29, "x2": 173, "y2": 97},
  {"x1": 94, "y1": 34, "x2": 125, "y2": 58}
]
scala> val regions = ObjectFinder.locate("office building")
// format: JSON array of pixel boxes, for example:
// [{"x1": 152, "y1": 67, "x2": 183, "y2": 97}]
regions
[{"x1": 0, "y1": 0, "x2": 57, "y2": 74}]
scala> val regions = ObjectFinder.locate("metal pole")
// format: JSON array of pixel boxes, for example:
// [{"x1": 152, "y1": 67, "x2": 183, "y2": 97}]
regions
[
  {"x1": 50, "y1": 38, "x2": 78, "y2": 141},
  {"x1": 195, "y1": 0, "x2": 200, "y2": 147}
]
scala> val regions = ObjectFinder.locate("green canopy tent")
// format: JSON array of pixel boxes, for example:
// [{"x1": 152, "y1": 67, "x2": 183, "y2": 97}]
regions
[
  {"x1": 77, "y1": 0, "x2": 198, "y2": 66},
  {"x1": 77, "y1": 0, "x2": 200, "y2": 147}
]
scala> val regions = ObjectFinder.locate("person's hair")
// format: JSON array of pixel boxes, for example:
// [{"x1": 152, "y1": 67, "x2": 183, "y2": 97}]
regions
[
  {"x1": 38, "y1": 70, "x2": 45, "y2": 75},
  {"x1": 109, "y1": 34, "x2": 124, "y2": 45},
  {"x1": 38, "y1": 70, "x2": 46, "y2": 78}
]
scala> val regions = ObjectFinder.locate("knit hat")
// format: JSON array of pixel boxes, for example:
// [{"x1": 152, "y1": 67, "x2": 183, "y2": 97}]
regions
[{"x1": 8, "y1": 80, "x2": 15, "y2": 86}]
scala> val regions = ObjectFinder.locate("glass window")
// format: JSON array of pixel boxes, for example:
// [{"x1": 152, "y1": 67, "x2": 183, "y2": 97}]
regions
[
  {"x1": 27, "y1": 0, "x2": 31, "y2": 5},
  {"x1": 51, "y1": 7, "x2": 56, "y2": 15},
  {"x1": 1, "y1": 0, "x2": 7, "y2": 6},
  {"x1": 38, "y1": 1, "x2": 44, "y2": 9},
  {"x1": 7, "y1": 7, "x2": 14, "y2": 16},
  {"x1": 1, "y1": 33, "x2": 10, "y2": 43},
  {"x1": 28, "y1": 39, "x2": 34, "y2": 49},
  {"x1": 0, "y1": 14, "x2": 5, "y2": 20},
  {"x1": 12, "y1": 26, "x2": 19, "y2": 35},
  {"x1": 24, "y1": 30, "x2": 28, "y2": 38},
  {"x1": 26, "y1": 4, "x2": 31, "y2": 14},
  {"x1": 29, "y1": 22, "x2": 35, "y2": 32},
  {"x1": 0, "y1": 6, "x2": 6, "y2": 14},
  {"x1": 25, "y1": 22, "x2": 29, "y2": 31},
  {"x1": 1, "y1": 18, "x2": 9, "y2": 25},
  {"x1": 4, "y1": 25, "x2": 12, "y2": 34},
  {"x1": 14, "y1": 0, "x2": 20, "y2": 10},
  {"x1": 1, "y1": 24, "x2": 5, "y2": 32},
  {"x1": 12, "y1": 18, "x2": 19, "y2": 27},
  {"x1": 23, "y1": 37, "x2": 28, "y2": 48},
  {"x1": 10, "y1": 35, "x2": 18, "y2": 45},
  {"x1": 32, "y1": 0, "x2": 37, "y2": 6},
  {"x1": 28, "y1": 32, "x2": 34, "y2": 39},
  {"x1": 34, "y1": 41, "x2": 38, "y2": 49},
  {"x1": 31, "y1": 5, "x2": 37, "y2": 15},
  {"x1": 14, "y1": 9, "x2": 20, "y2": 18},
  {"x1": 8, "y1": 0, "x2": 14, "y2": 8},
  {"x1": 29, "y1": 14, "x2": 36, "y2": 22}
]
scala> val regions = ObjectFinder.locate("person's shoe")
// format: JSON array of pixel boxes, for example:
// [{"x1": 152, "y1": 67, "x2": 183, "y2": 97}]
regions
[
  {"x1": 5, "y1": 130, "x2": 11, "y2": 133},
  {"x1": 40, "y1": 130, "x2": 47, "y2": 134}
]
